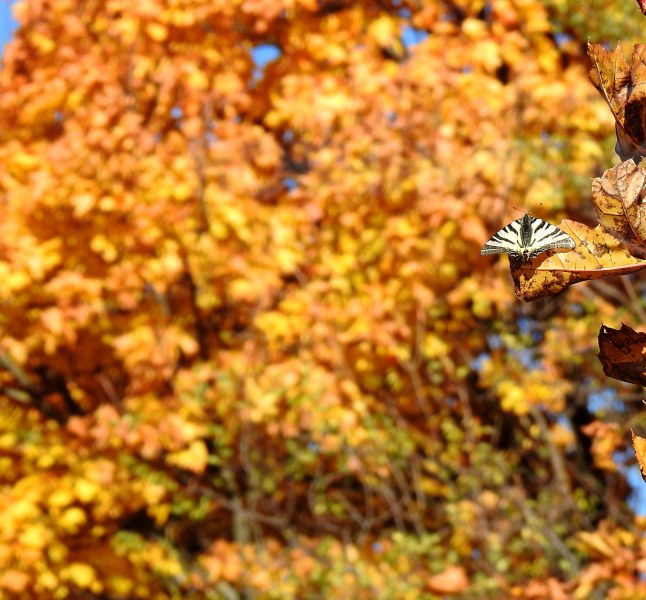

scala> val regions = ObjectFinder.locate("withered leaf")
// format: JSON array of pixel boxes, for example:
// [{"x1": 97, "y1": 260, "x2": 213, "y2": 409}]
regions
[
  {"x1": 511, "y1": 220, "x2": 646, "y2": 302},
  {"x1": 588, "y1": 42, "x2": 646, "y2": 160},
  {"x1": 593, "y1": 158, "x2": 646, "y2": 253},
  {"x1": 631, "y1": 431, "x2": 646, "y2": 485},
  {"x1": 597, "y1": 323, "x2": 646, "y2": 386}
]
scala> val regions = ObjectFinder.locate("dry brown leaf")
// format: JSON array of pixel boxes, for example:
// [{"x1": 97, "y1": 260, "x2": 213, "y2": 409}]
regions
[
  {"x1": 597, "y1": 323, "x2": 646, "y2": 386},
  {"x1": 631, "y1": 431, "x2": 646, "y2": 484},
  {"x1": 426, "y1": 565, "x2": 469, "y2": 595},
  {"x1": 588, "y1": 42, "x2": 646, "y2": 160},
  {"x1": 511, "y1": 220, "x2": 646, "y2": 301},
  {"x1": 593, "y1": 159, "x2": 646, "y2": 251}
]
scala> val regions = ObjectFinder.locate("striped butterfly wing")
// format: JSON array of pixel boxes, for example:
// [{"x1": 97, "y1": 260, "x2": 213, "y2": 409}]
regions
[{"x1": 481, "y1": 214, "x2": 575, "y2": 262}]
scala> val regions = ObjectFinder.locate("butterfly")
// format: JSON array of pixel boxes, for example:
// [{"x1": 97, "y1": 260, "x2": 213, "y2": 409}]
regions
[{"x1": 481, "y1": 214, "x2": 575, "y2": 262}]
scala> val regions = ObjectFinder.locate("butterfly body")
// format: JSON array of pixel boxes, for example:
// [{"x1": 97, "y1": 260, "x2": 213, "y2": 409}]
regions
[{"x1": 481, "y1": 214, "x2": 575, "y2": 262}]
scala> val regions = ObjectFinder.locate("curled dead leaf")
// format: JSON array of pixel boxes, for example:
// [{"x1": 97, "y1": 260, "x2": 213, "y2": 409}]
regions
[
  {"x1": 593, "y1": 159, "x2": 646, "y2": 252},
  {"x1": 588, "y1": 42, "x2": 646, "y2": 160},
  {"x1": 597, "y1": 323, "x2": 646, "y2": 386}
]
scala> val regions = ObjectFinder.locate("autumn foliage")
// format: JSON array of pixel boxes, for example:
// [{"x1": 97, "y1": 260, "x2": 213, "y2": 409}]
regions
[{"x1": 0, "y1": 0, "x2": 645, "y2": 598}]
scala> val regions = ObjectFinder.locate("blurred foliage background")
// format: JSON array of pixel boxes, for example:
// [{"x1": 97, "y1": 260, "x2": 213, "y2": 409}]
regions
[{"x1": 0, "y1": 0, "x2": 645, "y2": 598}]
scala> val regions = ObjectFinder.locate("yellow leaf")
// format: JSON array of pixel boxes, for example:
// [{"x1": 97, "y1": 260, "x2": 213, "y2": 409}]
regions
[
  {"x1": 141, "y1": 481, "x2": 167, "y2": 505},
  {"x1": 149, "y1": 502, "x2": 171, "y2": 526},
  {"x1": 37, "y1": 571, "x2": 59, "y2": 591},
  {"x1": 186, "y1": 68, "x2": 210, "y2": 90},
  {"x1": 107, "y1": 575, "x2": 134, "y2": 596},
  {"x1": 166, "y1": 440, "x2": 208, "y2": 474},
  {"x1": 462, "y1": 18, "x2": 487, "y2": 38},
  {"x1": 497, "y1": 381, "x2": 529, "y2": 416},
  {"x1": 633, "y1": 431, "x2": 646, "y2": 483},
  {"x1": 59, "y1": 507, "x2": 87, "y2": 533},
  {"x1": 90, "y1": 234, "x2": 118, "y2": 262},
  {"x1": 74, "y1": 479, "x2": 100, "y2": 503},
  {"x1": 4, "y1": 269, "x2": 31, "y2": 293},
  {"x1": 145, "y1": 22, "x2": 168, "y2": 42},
  {"x1": 229, "y1": 278, "x2": 259, "y2": 302},
  {"x1": 60, "y1": 563, "x2": 99, "y2": 590},
  {"x1": 20, "y1": 524, "x2": 52, "y2": 549},
  {"x1": 368, "y1": 15, "x2": 398, "y2": 47},
  {"x1": 274, "y1": 247, "x2": 301, "y2": 272},
  {"x1": 49, "y1": 487, "x2": 74, "y2": 508},
  {"x1": 72, "y1": 193, "x2": 96, "y2": 217},
  {"x1": 29, "y1": 32, "x2": 56, "y2": 53},
  {"x1": 577, "y1": 530, "x2": 615, "y2": 558},
  {"x1": 173, "y1": 180, "x2": 193, "y2": 201},
  {"x1": 9, "y1": 152, "x2": 41, "y2": 172},
  {"x1": 422, "y1": 334, "x2": 449, "y2": 359},
  {"x1": 48, "y1": 542, "x2": 68, "y2": 563}
]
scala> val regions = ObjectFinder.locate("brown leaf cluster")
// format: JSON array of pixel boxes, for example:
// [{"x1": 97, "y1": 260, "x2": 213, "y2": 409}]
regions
[{"x1": 505, "y1": 43, "x2": 646, "y2": 301}]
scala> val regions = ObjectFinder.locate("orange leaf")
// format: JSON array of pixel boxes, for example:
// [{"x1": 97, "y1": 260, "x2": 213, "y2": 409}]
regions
[
  {"x1": 632, "y1": 431, "x2": 646, "y2": 484},
  {"x1": 427, "y1": 566, "x2": 469, "y2": 595}
]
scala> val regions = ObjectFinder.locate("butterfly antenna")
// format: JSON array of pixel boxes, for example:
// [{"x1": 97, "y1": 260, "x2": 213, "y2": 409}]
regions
[{"x1": 511, "y1": 205, "x2": 530, "y2": 216}]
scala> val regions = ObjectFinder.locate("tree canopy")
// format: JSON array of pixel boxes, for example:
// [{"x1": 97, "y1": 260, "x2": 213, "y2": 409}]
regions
[{"x1": 0, "y1": 0, "x2": 645, "y2": 598}]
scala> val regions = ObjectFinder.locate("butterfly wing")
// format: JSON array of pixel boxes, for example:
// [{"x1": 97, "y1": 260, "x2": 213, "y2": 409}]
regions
[
  {"x1": 480, "y1": 218, "x2": 524, "y2": 258},
  {"x1": 527, "y1": 217, "x2": 576, "y2": 256},
  {"x1": 481, "y1": 215, "x2": 575, "y2": 262}
]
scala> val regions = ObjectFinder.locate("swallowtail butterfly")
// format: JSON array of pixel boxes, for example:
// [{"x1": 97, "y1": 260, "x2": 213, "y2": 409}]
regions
[{"x1": 481, "y1": 214, "x2": 575, "y2": 262}]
